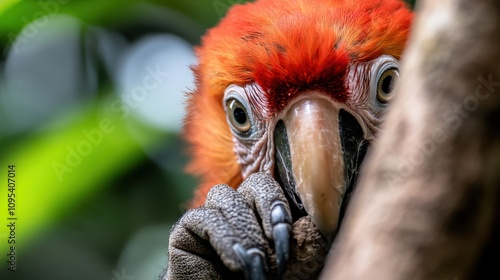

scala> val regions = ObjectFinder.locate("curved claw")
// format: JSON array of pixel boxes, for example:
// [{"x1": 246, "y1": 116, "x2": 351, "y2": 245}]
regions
[
  {"x1": 271, "y1": 202, "x2": 292, "y2": 279},
  {"x1": 234, "y1": 244, "x2": 266, "y2": 280},
  {"x1": 273, "y1": 224, "x2": 290, "y2": 278}
]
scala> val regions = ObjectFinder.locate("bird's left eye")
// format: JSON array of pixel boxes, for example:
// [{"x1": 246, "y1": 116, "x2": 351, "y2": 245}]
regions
[
  {"x1": 377, "y1": 68, "x2": 399, "y2": 103},
  {"x1": 226, "y1": 98, "x2": 251, "y2": 133}
]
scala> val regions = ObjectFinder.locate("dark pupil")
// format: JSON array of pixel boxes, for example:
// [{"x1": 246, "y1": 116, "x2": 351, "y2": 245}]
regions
[
  {"x1": 233, "y1": 107, "x2": 247, "y2": 124},
  {"x1": 381, "y1": 75, "x2": 394, "y2": 94}
]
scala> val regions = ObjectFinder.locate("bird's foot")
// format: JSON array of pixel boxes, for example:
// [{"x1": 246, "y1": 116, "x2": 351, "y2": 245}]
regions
[{"x1": 166, "y1": 173, "x2": 329, "y2": 280}]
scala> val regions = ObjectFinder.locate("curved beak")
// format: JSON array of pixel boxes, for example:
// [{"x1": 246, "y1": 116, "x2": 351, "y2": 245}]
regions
[{"x1": 274, "y1": 95, "x2": 367, "y2": 241}]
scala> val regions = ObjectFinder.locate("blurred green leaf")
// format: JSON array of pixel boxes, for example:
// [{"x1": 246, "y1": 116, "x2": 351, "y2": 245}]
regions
[
  {"x1": 0, "y1": 0, "x2": 242, "y2": 41},
  {"x1": 0, "y1": 0, "x2": 20, "y2": 15},
  {"x1": 0, "y1": 96, "x2": 169, "y2": 265}
]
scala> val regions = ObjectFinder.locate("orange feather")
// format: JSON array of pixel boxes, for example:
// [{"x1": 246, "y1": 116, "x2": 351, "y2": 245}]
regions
[{"x1": 184, "y1": 0, "x2": 413, "y2": 207}]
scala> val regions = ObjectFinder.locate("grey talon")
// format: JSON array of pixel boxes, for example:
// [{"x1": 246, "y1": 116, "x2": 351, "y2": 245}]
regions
[
  {"x1": 234, "y1": 243, "x2": 250, "y2": 277},
  {"x1": 248, "y1": 250, "x2": 266, "y2": 280},
  {"x1": 271, "y1": 201, "x2": 292, "y2": 278},
  {"x1": 273, "y1": 223, "x2": 290, "y2": 278},
  {"x1": 271, "y1": 202, "x2": 292, "y2": 224},
  {"x1": 234, "y1": 244, "x2": 266, "y2": 280}
]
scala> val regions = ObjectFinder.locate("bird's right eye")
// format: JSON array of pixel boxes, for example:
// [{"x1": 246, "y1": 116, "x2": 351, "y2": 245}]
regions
[{"x1": 226, "y1": 98, "x2": 251, "y2": 133}]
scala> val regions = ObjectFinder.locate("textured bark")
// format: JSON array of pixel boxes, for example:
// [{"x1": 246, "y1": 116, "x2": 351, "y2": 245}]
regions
[{"x1": 321, "y1": 0, "x2": 500, "y2": 280}]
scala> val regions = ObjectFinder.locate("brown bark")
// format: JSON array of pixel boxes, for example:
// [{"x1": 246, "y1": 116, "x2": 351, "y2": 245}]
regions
[{"x1": 321, "y1": 0, "x2": 500, "y2": 279}]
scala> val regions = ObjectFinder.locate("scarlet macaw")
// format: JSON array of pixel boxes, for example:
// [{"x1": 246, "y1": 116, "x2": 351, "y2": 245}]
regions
[{"x1": 167, "y1": 0, "x2": 413, "y2": 279}]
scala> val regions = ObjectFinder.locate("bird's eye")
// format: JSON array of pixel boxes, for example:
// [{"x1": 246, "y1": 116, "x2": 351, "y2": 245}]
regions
[
  {"x1": 226, "y1": 98, "x2": 251, "y2": 133},
  {"x1": 377, "y1": 67, "x2": 399, "y2": 103}
]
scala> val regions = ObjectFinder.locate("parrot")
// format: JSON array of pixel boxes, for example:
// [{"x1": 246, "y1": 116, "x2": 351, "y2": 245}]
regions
[{"x1": 166, "y1": 0, "x2": 413, "y2": 279}]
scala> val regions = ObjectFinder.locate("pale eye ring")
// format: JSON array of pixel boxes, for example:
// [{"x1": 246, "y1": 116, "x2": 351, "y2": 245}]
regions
[
  {"x1": 226, "y1": 98, "x2": 251, "y2": 133},
  {"x1": 377, "y1": 68, "x2": 399, "y2": 103}
]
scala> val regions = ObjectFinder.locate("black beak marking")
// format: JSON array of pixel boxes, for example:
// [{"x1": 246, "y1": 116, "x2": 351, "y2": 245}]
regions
[
  {"x1": 338, "y1": 109, "x2": 368, "y2": 225},
  {"x1": 273, "y1": 120, "x2": 306, "y2": 218}
]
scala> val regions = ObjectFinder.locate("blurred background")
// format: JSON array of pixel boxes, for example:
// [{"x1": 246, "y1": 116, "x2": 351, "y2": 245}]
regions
[{"x1": 0, "y1": 0, "x2": 415, "y2": 279}]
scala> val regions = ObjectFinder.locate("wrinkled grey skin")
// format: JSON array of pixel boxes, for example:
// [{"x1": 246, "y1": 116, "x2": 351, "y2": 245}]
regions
[{"x1": 165, "y1": 173, "x2": 330, "y2": 280}]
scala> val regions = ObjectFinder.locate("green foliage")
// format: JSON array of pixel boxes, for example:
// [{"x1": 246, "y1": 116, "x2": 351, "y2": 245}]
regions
[{"x1": 0, "y1": 0, "x2": 210, "y2": 276}]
